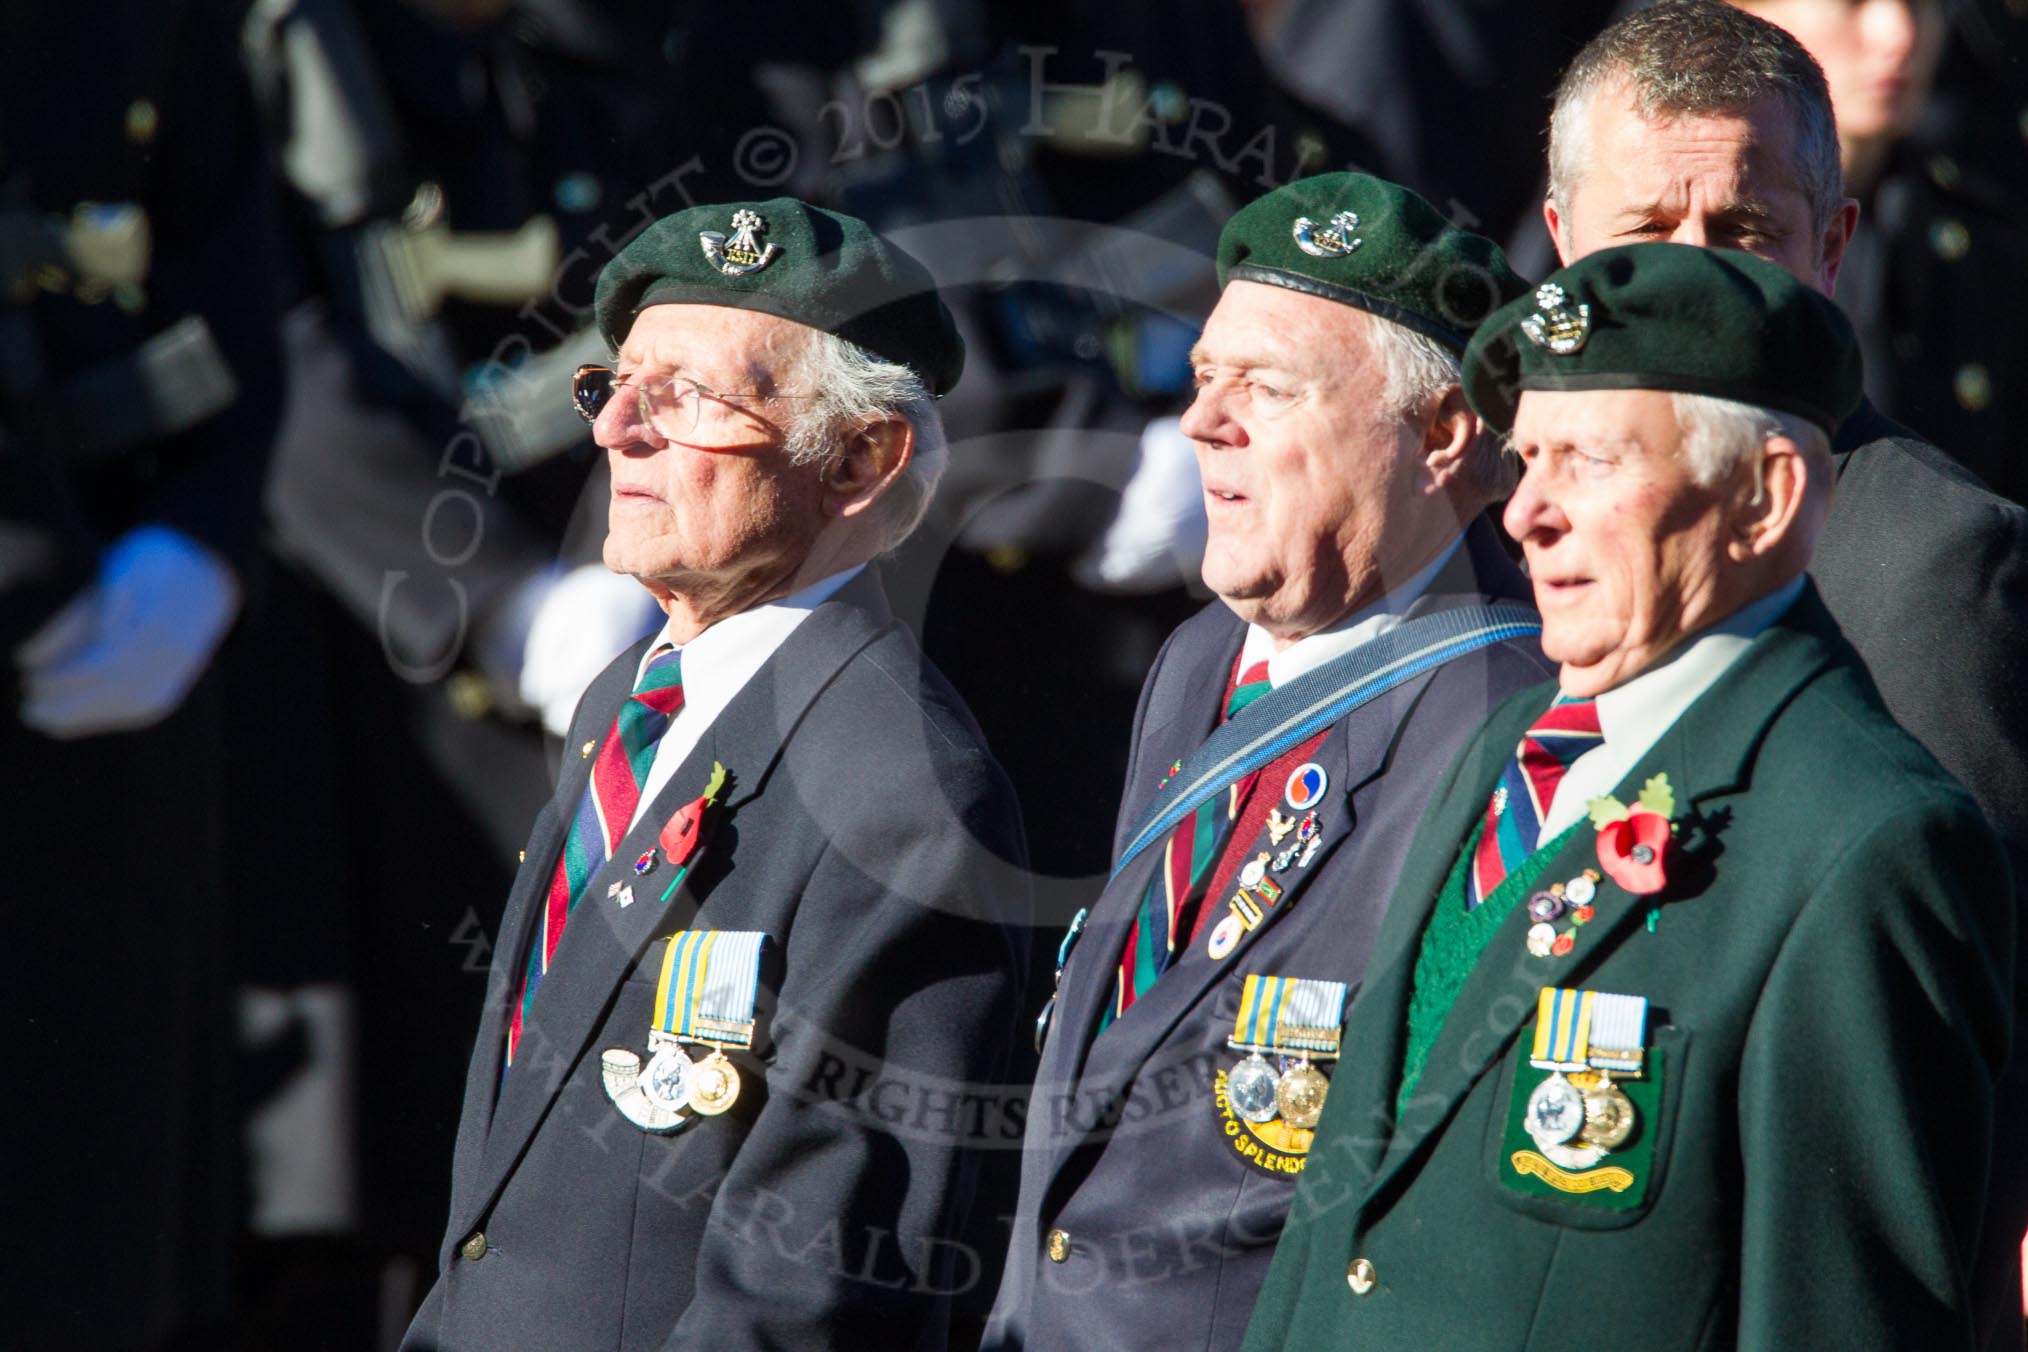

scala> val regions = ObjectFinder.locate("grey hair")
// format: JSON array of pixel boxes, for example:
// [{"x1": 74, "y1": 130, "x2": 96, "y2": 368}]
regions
[
  {"x1": 1547, "y1": 0, "x2": 1843, "y2": 239},
  {"x1": 1671, "y1": 391, "x2": 1829, "y2": 488},
  {"x1": 786, "y1": 330, "x2": 948, "y2": 553},
  {"x1": 1364, "y1": 313, "x2": 1516, "y2": 501}
]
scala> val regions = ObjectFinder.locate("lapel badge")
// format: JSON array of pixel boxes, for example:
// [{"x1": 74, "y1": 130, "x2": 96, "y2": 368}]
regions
[
  {"x1": 1523, "y1": 868, "x2": 1601, "y2": 959},
  {"x1": 1256, "y1": 876, "x2": 1284, "y2": 907},
  {"x1": 700, "y1": 209, "x2": 781, "y2": 276},
  {"x1": 634, "y1": 848, "x2": 658, "y2": 876},
  {"x1": 1292, "y1": 210, "x2": 1362, "y2": 259},
  {"x1": 1284, "y1": 763, "x2": 1328, "y2": 812},
  {"x1": 1266, "y1": 808, "x2": 1297, "y2": 845},
  {"x1": 1239, "y1": 852, "x2": 1270, "y2": 889},
  {"x1": 1207, "y1": 911, "x2": 1244, "y2": 960},
  {"x1": 1519, "y1": 283, "x2": 1591, "y2": 355},
  {"x1": 1272, "y1": 843, "x2": 1300, "y2": 872},
  {"x1": 1297, "y1": 835, "x2": 1322, "y2": 868},
  {"x1": 607, "y1": 879, "x2": 637, "y2": 908}
]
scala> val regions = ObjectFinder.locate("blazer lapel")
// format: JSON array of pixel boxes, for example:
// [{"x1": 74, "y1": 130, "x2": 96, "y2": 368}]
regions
[{"x1": 449, "y1": 574, "x2": 897, "y2": 1242}]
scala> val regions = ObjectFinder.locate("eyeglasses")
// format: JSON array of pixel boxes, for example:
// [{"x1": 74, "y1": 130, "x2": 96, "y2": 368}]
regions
[{"x1": 572, "y1": 365, "x2": 816, "y2": 442}]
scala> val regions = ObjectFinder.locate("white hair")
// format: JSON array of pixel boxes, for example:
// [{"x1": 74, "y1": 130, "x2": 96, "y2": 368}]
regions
[
  {"x1": 786, "y1": 330, "x2": 948, "y2": 553},
  {"x1": 1363, "y1": 312, "x2": 1515, "y2": 501},
  {"x1": 1671, "y1": 391, "x2": 1829, "y2": 488}
]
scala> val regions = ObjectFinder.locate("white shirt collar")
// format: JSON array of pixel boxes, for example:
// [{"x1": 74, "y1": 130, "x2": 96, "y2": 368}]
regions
[
  {"x1": 625, "y1": 565, "x2": 863, "y2": 829},
  {"x1": 1536, "y1": 576, "x2": 1803, "y2": 844},
  {"x1": 1238, "y1": 533, "x2": 1465, "y2": 688},
  {"x1": 1586, "y1": 575, "x2": 1805, "y2": 752}
]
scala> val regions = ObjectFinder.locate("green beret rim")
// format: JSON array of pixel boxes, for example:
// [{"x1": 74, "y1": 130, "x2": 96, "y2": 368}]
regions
[
  {"x1": 1227, "y1": 262, "x2": 1470, "y2": 353},
  {"x1": 1507, "y1": 368, "x2": 1843, "y2": 437}
]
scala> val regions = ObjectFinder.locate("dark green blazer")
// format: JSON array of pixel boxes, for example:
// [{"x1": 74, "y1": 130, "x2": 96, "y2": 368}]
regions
[{"x1": 1243, "y1": 583, "x2": 2014, "y2": 1350}]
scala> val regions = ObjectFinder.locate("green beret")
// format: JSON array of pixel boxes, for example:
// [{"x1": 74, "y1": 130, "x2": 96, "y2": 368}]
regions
[
  {"x1": 1463, "y1": 243, "x2": 1862, "y2": 435},
  {"x1": 1215, "y1": 172, "x2": 1528, "y2": 352},
  {"x1": 594, "y1": 197, "x2": 964, "y2": 396}
]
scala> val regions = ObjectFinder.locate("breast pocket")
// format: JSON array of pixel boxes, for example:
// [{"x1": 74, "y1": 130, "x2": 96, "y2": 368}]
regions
[{"x1": 1479, "y1": 1024, "x2": 1691, "y2": 1229}]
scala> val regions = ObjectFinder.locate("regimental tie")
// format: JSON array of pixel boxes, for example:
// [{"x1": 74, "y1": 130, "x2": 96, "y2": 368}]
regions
[
  {"x1": 1105, "y1": 659, "x2": 1273, "y2": 1028},
  {"x1": 1467, "y1": 695, "x2": 1602, "y2": 909},
  {"x1": 506, "y1": 646, "x2": 685, "y2": 1068}
]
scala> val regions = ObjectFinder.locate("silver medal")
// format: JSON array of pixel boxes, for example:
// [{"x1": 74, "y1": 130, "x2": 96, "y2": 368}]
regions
[
  {"x1": 1228, "y1": 1052, "x2": 1283, "y2": 1124},
  {"x1": 642, "y1": 1041, "x2": 695, "y2": 1113},
  {"x1": 1525, "y1": 1071, "x2": 1586, "y2": 1148}
]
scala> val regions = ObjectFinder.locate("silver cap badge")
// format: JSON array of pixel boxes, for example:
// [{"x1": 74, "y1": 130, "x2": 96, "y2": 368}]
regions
[
  {"x1": 1520, "y1": 283, "x2": 1591, "y2": 354},
  {"x1": 1292, "y1": 211, "x2": 1362, "y2": 259},
  {"x1": 700, "y1": 209, "x2": 782, "y2": 277}
]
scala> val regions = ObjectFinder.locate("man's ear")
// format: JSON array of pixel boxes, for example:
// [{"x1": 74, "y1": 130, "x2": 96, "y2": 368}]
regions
[
  {"x1": 1728, "y1": 435, "x2": 1808, "y2": 561},
  {"x1": 1816, "y1": 197, "x2": 1860, "y2": 295},
  {"x1": 1543, "y1": 198, "x2": 1573, "y2": 266},
  {"x1": 1421, "y1": 386, "x2": 1481, "y2": 494},
  {"x1": 824, "y1": 415, "x2": 913, "y2": 519}
]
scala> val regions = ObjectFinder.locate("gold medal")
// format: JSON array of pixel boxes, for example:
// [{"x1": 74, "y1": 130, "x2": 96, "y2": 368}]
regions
[
  {"x1": 1274, "y1": 1061, "x2": 1329, "y2": 1129},
  {"x1": 687, "y1": 1049, "x2": 742, "y2": 1116},
  {"x1": 1578, "y1": 1076, "x2": 1636, "y2": 1150}
]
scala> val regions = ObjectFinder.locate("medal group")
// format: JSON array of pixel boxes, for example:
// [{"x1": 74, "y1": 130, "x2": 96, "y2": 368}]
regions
[{"x1": 602, "y1": 929, "x2": 764, "y2": 1133}]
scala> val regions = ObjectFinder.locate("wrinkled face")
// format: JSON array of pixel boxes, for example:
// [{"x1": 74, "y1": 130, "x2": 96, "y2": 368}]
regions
[
  {"x1": 1735, "y1": 0, "x2": 1944, "y2": 144},
  {"x1": 1557, "y1": 86, "x2": 1836, "y2": 290},
  {"x1": 1180, "y1": 281, "x2": 1425, "y2": 639},
  {"x1": 1503, "y1": 389, "x2": 1743, "y2": 695},
  {"x1": 596, "y1": 305, "x2": 826, "y2": 603}
]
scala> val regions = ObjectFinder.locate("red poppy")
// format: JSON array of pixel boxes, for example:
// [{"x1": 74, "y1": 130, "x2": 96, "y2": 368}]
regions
[
  {"x1": 659, "y1": 793, "x2": 713, "y2": 869},
  {"x1": 1596, "y1": 809, "x2": 1671, "y2": 894},
  {"x1": 1573, "y1": 905, "x2": 1596, "y2": 924},
  {"x1": 1551, "y1": 932, "x2": 1575, "y2": 957}
]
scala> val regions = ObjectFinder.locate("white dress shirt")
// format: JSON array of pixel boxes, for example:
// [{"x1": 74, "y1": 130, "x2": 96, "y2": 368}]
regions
[
  {"x1": 1536, "y1": 577, "x2": 1805, "y2": 843},
  {"x1": 1235, "y1": 533, "x2": 1465, "y2": 687},
  {"x1": 625, "y1": 566, "x2": 864, "y2": 829}
]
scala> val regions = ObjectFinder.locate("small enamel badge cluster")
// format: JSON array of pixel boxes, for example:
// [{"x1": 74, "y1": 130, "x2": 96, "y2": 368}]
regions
[{"x1": 1207, "y1": 762, "x2": 1329, "y2": 961}]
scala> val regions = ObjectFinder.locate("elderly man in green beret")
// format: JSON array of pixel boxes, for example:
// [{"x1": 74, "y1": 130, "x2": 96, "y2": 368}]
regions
[
  {"x1": 1243, "y1": 242, "x2": 2013, "y2": 1349},
  {"x1": 403, "y1": 198, "x2": 1029, "y2": 1352},
  {"x1": 984, "y1": 171, "x2": 1553, "y2": 1351}
]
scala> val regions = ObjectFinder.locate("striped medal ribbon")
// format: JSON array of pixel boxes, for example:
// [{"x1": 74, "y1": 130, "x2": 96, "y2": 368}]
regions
[
  {"x1": 646, "y1": 930, "x2": 766, "y2": 1117},
  {"x1": 1225, "y1": 973, "x2": 1350, "y2": 1131}
]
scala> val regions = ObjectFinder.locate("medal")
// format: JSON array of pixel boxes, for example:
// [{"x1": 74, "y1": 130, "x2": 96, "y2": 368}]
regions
[
  {"x1": 1526, "y1": 987, "x2": 1649, "y2": 1161},
  {"x1": 1525, "y1": 1071, "x2": 1585, "y2": 1147},
  {"x1": 603, "y1": 929, "x2": 767, "y2": 1132},
  {"x1": 688, "y1": 1049, "x2": 741, "y2": 1116},
  {"x1": 642, "y1": 1035, "x2": 694, "y2": 1113},
  {"x1": 1225, "y1": 973, "x2": 1348, "y2": 1130},
  {"x1": 1579, "y1": 1078, "x2": 1636, "y2": 1149},
  {"x1": 1228, "y1": 1052, "x2": 1282, "y2": 1123},
  {"x1": 1274, "y1": 1060, "x2": 1329, "y2": 1129}
]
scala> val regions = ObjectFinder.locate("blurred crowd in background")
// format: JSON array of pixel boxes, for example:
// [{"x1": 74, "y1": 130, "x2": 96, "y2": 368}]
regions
[{"x1": 3, "y1": 1, "x2": 2023, "y2": 1347}]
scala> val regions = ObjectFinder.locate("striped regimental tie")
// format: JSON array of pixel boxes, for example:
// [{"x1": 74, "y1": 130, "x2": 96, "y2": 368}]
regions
[
  {"x1": 1466, "y1": 695, "x2": 1601, "y2": 909},
  {"x1": 506, "y1": 646, "x2": 685, "y2": 1067},
  {"x1": 1104, "y1": 659, "x2": 1273, "y2": 1028}
]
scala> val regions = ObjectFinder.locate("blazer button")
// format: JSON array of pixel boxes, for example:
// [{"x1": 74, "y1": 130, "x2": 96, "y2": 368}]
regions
[
  {"x1": 1045, "y1": 1229, "x2": 1071, "y2": 1263},
  {"x1": 1346, "y1": 1257, "x2": 1377, "y2": 1295},
  {"x1": 460, "y1": 1232, "x2": 489, "y2": 1261}
]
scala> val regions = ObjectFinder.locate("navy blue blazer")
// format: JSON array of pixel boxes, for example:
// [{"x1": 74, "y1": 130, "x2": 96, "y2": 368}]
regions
[
  {"x1": 983, "y1": 520, "x2": 1551, "y2": 1351},
  {"x1": 404, "y1": 571, "x2": 1031, "y2": 1351}
]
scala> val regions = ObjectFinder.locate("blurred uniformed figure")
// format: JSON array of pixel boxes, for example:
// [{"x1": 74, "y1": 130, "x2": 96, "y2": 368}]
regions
[
  {"x1": 0, "y1": 1, "x2": 288, "y2": 1345},
  {"x1": 1537, "y1": 4, "x2": 2028, "y2": 1344}
]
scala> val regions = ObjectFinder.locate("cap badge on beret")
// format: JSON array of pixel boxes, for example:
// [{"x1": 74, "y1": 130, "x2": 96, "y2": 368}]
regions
[
  {"x1": 1292, "y1": 210, "x2": 1363, "y2": 259},
  {"x1": 699, "y1": 209, "x2": 781, "y2": 277},
  {"x1": 1519, "y1": 283, "x2": 1591, "y2": 355}
]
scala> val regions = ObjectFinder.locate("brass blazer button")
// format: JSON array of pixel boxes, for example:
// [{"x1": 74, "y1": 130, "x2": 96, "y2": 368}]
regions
[
  {"x1": 1045, "y1": 1229, "x2": 1071, "y2": 1263},
  {"x1": 1346, "y1": 1257, "x2": 1377, "y2": 1294},
  {"x1": 460, "y1": 1232, "x2": 489, "y2": 1261}
]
